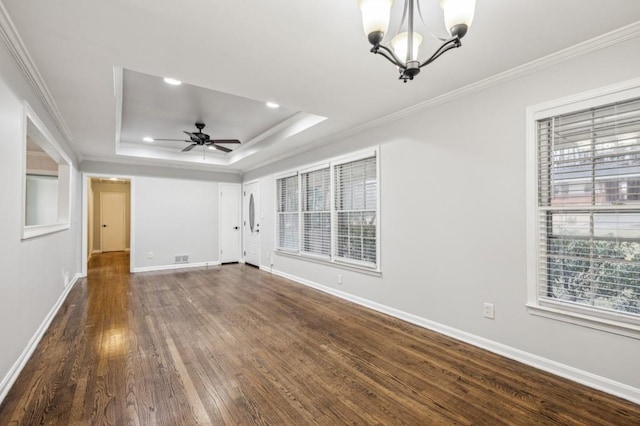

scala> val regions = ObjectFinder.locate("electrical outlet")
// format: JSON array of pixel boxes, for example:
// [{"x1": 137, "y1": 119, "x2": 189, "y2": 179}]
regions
[
  {"x1": 148, "y1": 251, "x2": 154, "y2": 259},
  {"x1": 337, "y1": 274, "x2": 343, "y2": 285},
  {"x1": 483, "y1": 303, "x2": 495, "y2": 319}
]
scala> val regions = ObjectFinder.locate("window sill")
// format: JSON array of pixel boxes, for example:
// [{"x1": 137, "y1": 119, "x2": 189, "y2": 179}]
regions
[
  {"x1": 274, "y1": 249, "x2": 382, "y2": 277},
  {"x1": 526, "y1": 302, "x2": 640, "y2": 340},
  {"x1": 23, "y1": 222, "x2": 70, "y2": 240}
]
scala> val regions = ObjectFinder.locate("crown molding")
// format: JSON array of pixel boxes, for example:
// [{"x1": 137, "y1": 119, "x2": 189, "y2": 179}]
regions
[
  {"x1": 0, "y1": 2, "x2": 81, "y2": 161},
  {"x1": 247, "y1": 20, "x2": 640, "y2": 174},
  {"x1": 80, "y1": 154, "x2": 243, "y2": 175}
]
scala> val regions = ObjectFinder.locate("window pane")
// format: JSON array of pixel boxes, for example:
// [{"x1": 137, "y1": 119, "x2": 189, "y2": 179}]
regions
[
  {"x1": 546, "y1": 240, "x2": 640, "y2": 315},
  {"x1": 594, "y1": 213, "x2": 640, "y2": 239},
  {"x1": 276, "y1": 175, "x2": 299, "y2": 251},
  {"x1": 302, "y1": 212, "x2": 330, "y2": 256},
  {"x1": 540, "y1": 100, "x2": 640, "y2": 208},
  {"x1": 302, "y1": 168, "x2": 330, "y2": 212},
  {"x1": 551, "y1": 213, "x2": 590, "y2": 238},
  {"x1": 301, "y1": 168, "x2": 330, "y2": 256},
  {"x1": 335, "y1": 210, "x2": 377, "y2": 264},
  {"x1": 334, "y1": 155, "x2": 377, "y2": 266},
  {"x1": 278, "y1": 212, "x2": 299, "y2": 251}
]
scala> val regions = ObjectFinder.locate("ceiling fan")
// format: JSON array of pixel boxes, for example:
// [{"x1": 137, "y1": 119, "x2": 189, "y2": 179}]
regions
[{"x1": 155, "y1": 122, "x2": 241, "y2": 153}]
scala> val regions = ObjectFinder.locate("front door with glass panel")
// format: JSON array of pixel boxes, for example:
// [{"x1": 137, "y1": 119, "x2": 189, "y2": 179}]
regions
[{"x1": 243, "y1": 181, "x2": 260, "y2": 267}]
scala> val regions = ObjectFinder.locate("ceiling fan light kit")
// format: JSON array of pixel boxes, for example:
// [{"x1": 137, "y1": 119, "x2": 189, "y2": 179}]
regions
[{"x1": 358, "y1": 0, "x2": 476, "y2": 82}]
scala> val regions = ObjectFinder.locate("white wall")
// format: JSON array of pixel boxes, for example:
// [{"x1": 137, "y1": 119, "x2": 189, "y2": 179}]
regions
[
  {"x1": 0, "y1": 37, "x2": 81, "y2": 398},
  {"x1": 80, "y1": 161, "x2": 240, "y2": 271},
  {"x1": 134, "y1": 176, "x2": 219, "y2": 269},
  {"x1": 244, "y1": 36, "x2": 640, "y2": 396}
]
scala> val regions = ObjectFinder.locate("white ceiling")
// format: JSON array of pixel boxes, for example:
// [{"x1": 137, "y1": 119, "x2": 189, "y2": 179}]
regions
[
  {"x1": 116, "y1": 68, "x2": 324, "y2": 168},
  {"x1": 3, "y1": 0, "x2": 640, "y2": 173}
]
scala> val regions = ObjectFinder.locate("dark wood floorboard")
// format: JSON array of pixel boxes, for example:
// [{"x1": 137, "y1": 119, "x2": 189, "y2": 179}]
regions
[{"x1": 1, "y1": 251, "x2": 639, "y2": 425}]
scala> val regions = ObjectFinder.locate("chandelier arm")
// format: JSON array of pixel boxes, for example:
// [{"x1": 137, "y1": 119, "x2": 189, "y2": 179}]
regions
[
  {"x1": 375, "y1": 44, "x2": 405, "y2": 68},
  {"x1": 415, "y1": 0, "x2": 426, "y2": 28},
  {"x1": 419, "y1": 37, "x2": 462, "y2": 68},
  {"x1": 399, "y1": 0, "x2": 410, "y2": 35}
]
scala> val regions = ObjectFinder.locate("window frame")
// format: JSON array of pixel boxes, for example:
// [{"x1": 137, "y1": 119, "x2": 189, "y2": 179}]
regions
[
  {"x1": 274, "y1": 148, "x2": 381, "y2": 273},
  {"x1": 22, "y1": 102, "x2": 73, "y2": 239},
  {"x1": 526, "y1": 79, "x2": 640, "y2": 339}
]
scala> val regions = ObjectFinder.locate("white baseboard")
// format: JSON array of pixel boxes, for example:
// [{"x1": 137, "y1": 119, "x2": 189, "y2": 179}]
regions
[
  {"x1": 268, "y1": 268, "x2": 640, "y2": 405},
  {"x1": 0, "y1": 272, "x2": 82, "y2": 404},
  {"x1": 133, "y1": 261, "x2": 220, "y2": 273}
]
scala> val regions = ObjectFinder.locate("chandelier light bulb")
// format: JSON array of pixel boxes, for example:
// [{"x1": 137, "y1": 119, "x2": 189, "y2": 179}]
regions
[
  {"x1": 440, "y1": 0, "x2": 476, "y2": 37},
  {"x1": 358, "y1": 0, "x2": 394, "y2": 45},
  {"x1": 391, "y1": 31, "x2": 423, "y2": 62}
]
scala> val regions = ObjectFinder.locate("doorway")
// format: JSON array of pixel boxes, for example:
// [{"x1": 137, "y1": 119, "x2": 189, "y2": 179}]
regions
[
  {"x1": 243, "y1": 181, "x2": 260, "y2": 267},
  {"x1": 82, "y1": 175, "x2": 134, "y2": 275},
  {"x1": 219, "y1": 183, "x2": 241, "y2": 263}
]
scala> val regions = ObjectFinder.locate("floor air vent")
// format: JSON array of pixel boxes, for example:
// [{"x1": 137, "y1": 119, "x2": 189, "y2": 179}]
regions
[{"x1": 174, "y1": 254, "x2": 189, "y2": 264}]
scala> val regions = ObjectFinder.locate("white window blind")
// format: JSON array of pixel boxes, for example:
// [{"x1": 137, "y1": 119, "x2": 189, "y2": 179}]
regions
[
  {"x1": 276, "y1": 174, "x2": 299, "y2": 251},
  {"x1": 537, "y1": 98, "x2": 640, "y2": 319},
  {"x1": 273, "y1": 149, "x2": 379, "y2": 271},
  {"x1": 334, "y1": 156, "x2": 377, "y2": 266},
  {"x1": 301, "y1": 167, "x2": 331, "y2": 257}
]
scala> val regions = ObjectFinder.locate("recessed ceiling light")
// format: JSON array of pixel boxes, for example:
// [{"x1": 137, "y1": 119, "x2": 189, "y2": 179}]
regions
[
  {"x1": 143, "y1": 136, "x2": 154, "y2": 142},
  {"x1": 266, "y1": 101, "x2": 280, "y2": 109},
  {"x1": 163, "y1": 77, "x2": 182, "y2": 85}
]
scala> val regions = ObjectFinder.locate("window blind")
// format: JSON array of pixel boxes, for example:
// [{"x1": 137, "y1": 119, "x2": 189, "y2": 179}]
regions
[
  {"x1": 276, "y1": 174, "x2": 299, "y2": 251},
  {"x1": 537, "y1": 98, "x2": 640, "y2": 317},
  {"x1": 301, "y1": 167, "x2": 331, "y2": 257},
  {"x1": 334, "y1": 156, "x2": 377, "y2": 266}
]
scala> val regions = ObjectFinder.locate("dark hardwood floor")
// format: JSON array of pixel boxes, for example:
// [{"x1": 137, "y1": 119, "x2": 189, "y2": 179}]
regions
[{"x1": 1, "y1": 252, "x2": 639, "y2": 425}]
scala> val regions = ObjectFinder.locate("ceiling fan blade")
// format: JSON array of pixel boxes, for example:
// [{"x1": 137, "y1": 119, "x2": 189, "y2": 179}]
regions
[
  {"x1": 153, "y1": 138, "x2": 189, "y2": 142},
  {"x1": 182, "y1": 143, "x2": 197, "y2": 152},
  {"x1": 212, "y1": 139, "x2": 241, "y2": 144},
  {"x1": 212, "y1": 144, "x2": 232, "y2": 153},
  {"x1": 183, "y1": 131, "x2": 203, "y2": 142}
]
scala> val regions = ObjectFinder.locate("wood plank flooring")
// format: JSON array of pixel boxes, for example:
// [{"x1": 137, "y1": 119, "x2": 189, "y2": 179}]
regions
[{"x1": 1, "y1": 252, "x2": 639, "y2": 425}]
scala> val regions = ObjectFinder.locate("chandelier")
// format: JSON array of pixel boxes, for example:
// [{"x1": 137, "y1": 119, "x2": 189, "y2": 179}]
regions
[{"x1": 358, "y1": 0, "x2": 476, "y2": 82}]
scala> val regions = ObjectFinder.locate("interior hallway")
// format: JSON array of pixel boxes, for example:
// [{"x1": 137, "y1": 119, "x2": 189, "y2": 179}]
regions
[{"x1": 0, "y1": 252, "x2": 639, "y2": 424}]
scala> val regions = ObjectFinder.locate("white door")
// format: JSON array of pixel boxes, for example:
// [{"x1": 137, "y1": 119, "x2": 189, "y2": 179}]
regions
[
  {"x1": 100, "y1": 192, "x2": 126, "y2": 252},
  {"x1": 243, "y1": 181, "x2": 260, "y2": 267},
  {"x1": 220, "y1": 183, "x2": 241, "y2": 263}
]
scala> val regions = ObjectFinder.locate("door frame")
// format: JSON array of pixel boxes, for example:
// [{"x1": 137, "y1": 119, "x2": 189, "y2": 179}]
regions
[
  {"x1": 81, "y1": 173, "x2": 135, "y2": 276},
  {"x1": 218, "y1": 183, "x2": 241, "y2": 263},
  {"x1": 242, "y1": 179, "x2": 260, "y2": 266},
  {"x1": 100, "y1": 191, "x2": 126, "y2": 252}
]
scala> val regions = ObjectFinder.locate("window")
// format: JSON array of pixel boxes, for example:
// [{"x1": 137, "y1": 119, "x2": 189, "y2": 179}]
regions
[
  {"x1": 527, "y1": 82, "x2": 640, "y2": 335},
  {"x1": 334, "y1": 157, "x2": 377, "y2": 266},
  {"x1": 276, "y1": 174, "x2": 299, "y2": 252},
  {"x1": 23, "y1": 102, "x2": 72, "y2": 239},
  {"x1": 275, "y1": 149, "x2": 379, "y2": 271},
  {"x1": 301, "y1": 167, "x2": 331, "y2": 257}
]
